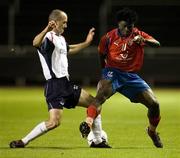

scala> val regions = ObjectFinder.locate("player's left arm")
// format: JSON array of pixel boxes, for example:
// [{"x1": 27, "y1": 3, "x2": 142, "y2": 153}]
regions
[
  {"x1": 69, "y1": 27, "x2": 95, "y2": 54},
  {"x1": 143, "y1": 37, "x2": 160, "y2": 47},
  {"x1": 133, "y1": 31, "x2": 160, "y2": 48}
]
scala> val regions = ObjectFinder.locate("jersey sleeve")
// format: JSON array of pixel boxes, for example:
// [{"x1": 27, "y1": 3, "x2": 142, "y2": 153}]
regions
[
  {"x1": 140, "y1": 31, "x2": 154, "y2": 40},
  {"x1": 38, "y1": 32, "x2": 55, "y2": 52},
  {"x1": 134, "y1": 28, "x2": 155, "y2": 46},
  {"x1": 66, "y1": 43, "x2": 69, "y2": 52},
  {"x1": 45, "y1": 32, "x2": 54, "y2": 42},
  {"x1": 98, "y1": 34, "x2": 109, "y2": 55},
  {"x1": 134, "y1": 28, "x2": 153, "y2": 40}
]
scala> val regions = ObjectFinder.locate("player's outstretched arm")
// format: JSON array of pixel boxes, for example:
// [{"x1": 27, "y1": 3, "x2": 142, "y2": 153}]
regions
[
  {"x1": 133, "y1": 35, "x2": 160, "y2": 48},
  {"x1": 69, "y1": 27, "x2": 95, "y2": 54},
  {"x1": 144, "y1": 38, "x2": 160, "y2": 47},
  {"x1": 32, "y1": 21, "x2": 56, "y2": 47}
]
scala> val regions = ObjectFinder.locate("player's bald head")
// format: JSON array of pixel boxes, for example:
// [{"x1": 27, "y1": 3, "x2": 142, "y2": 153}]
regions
[{"x1": 48, "y1": 9, "x2": 67, "y2": 21}]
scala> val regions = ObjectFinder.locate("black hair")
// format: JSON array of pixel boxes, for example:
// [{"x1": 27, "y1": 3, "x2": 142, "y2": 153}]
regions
[{"x1": 116, "y1": 8, "x2": 138, "y2": 25}]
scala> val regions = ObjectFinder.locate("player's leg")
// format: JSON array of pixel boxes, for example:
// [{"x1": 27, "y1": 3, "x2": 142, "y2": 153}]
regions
[
  {"x1": 9, "y1": 109, "x2": 63, "y2": 148},
  {"x1": 79, "y1": 80, "x2": 113, "y2": 139},
  {"x1": 77, "y1": 88, "x2": 111, "y2": 148},
  {"x1": 86, "y1": 79, "x2": 114, "y2": 125},
  {"x1": 77, "y1": 89, "x2": 96, "y2": 137},
  {"x1": 136, "y1": 89, "x2": 163, "y2": 148},
  {"x1": 83, "y1": 68, "x2": 116, "y2": 127},
  {"x1": 136, "y1": 89, "x2": 160, "y2": 131}
]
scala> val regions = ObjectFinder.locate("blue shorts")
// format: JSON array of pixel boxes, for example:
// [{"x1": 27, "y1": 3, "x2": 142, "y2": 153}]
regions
[
  {"x1": 102, "y1": 68, "x2": 150, "y2": 102},
  {"x1": 44, "y1": 77, "x2": 81, "y2": 110}
]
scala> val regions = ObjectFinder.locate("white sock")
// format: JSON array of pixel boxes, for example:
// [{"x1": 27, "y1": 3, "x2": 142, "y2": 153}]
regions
[
  {"x1": 22, "y1": 122, "x2": 47, "y2": 145},
  {"x1": 92, "y1": 114, "x2": 102, "y2": 144}
]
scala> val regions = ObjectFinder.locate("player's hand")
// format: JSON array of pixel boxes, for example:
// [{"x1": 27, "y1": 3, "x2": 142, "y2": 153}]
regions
[
  {"x1": 133, "y1": 35, "x2": 145, "y2": 44},
  {"x1": 47, "y1": 20, "x2": 56, "y2": 31},
  {"x1": 85, "y1": 27, "x2": 95, "y2": 44}
]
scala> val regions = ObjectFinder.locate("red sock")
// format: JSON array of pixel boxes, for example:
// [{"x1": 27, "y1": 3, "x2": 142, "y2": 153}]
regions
[
  {"x1": 87, "y1": 105, "x2": 97, "y2": 119},
  {"x1": 149, "y1": 116, "x2": 161, "y2": 127}
]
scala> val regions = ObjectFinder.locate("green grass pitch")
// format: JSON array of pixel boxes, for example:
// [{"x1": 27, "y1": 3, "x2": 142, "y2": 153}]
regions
[{"x1": 0, "y1": 87, "x2": 180, "y2": 158}]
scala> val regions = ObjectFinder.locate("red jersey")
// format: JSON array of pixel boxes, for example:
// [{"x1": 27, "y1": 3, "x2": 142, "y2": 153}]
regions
[{"x1": 98, "y1": 28, "x2": 154, "y2": 72}]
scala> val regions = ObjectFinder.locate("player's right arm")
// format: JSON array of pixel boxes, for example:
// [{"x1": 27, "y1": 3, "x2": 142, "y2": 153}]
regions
[
  {"x1": 32, "y1": 21, "x2": 56, "y2": 47},
  {"x1": 98, "y1": 54, "x2": 106, "y2": 69},
  {"x1": 98, "y1": 35, "x2": 108, "y2": 69}
]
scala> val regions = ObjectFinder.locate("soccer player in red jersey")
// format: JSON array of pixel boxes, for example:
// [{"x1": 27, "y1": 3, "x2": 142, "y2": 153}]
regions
[{"x1": 80, "y1": 8, "x2": 163, "y2": 148}]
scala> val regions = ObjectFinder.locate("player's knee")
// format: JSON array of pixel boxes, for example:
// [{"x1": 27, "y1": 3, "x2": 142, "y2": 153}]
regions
[
  {"x1": 148, "y1": 99, "x2": 160, "y2": 117},
  {"x1": 47, "y1": 120, "x2": 60, "y2": 130},
  {"x1": 96, "y1": 96, "x2": 106, "y2": 105},
  {"x1": 152, "y1": 99, "x2": 160, "y2": 110},
  {"x1": 96, "y1": 94, "x2": 109, "y2": 105},
  {"x1": 96, "y1": 81, "x2": 112, "y2": 105}
]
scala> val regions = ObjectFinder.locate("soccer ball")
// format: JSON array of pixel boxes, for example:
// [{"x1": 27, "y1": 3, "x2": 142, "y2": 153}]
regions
[{"x1": 87, "y1": 130, "x2": 108, "y2": 146}]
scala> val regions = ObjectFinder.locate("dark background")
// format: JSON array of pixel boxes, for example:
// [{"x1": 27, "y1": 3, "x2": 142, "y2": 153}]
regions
[{"x1": 0, "y1": 0, "x2": 180, "y2": 87}]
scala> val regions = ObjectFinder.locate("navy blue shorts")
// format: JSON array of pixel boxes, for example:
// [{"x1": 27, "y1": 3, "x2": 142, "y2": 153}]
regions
[
  {"x1": 44, "y1": 77, "x2": 81, "y2": 110},
  {"x1": 102, "y1": 67, "x2": 150, "y2": 102}
]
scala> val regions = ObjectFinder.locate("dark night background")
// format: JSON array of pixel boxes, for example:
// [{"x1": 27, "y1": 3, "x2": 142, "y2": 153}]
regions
[{"x1": 0, "y1": 0, "x2": 180, "y2": 86}]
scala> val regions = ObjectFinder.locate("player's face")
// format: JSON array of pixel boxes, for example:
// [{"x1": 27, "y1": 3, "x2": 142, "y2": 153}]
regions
[
  {"x1": 118, "y1": 20, "x2": 134, "y2": 37},
  {"x1": 55, "y1": 13, "x2": 68, "y2": 34}
]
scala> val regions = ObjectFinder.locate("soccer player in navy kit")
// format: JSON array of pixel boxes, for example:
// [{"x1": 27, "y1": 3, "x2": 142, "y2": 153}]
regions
[{"x1": 9, "y1": 9, "x2": 111, "y2": 148}]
